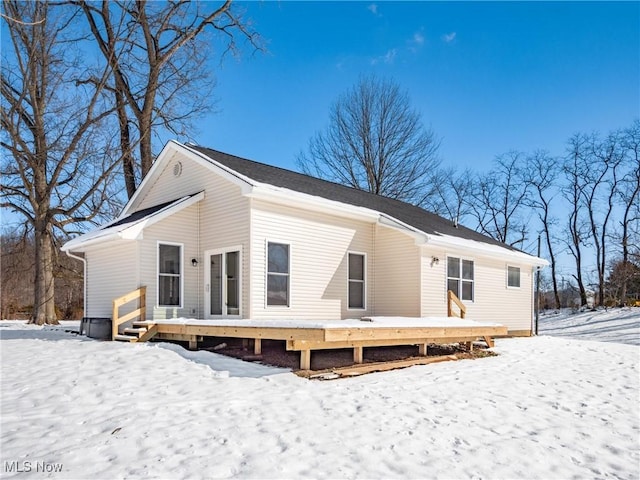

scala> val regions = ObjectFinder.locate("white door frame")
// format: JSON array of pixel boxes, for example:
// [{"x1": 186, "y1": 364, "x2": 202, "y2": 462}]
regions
[{"x1": 203, "y1": 246, "x2": 242, "y2": 319}]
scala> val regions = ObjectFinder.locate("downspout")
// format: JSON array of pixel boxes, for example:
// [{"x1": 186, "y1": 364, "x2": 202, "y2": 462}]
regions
[
  {"x1": 531, "y1": 266, "x2": 537, "y2": 336},
  {"x1": 197, "y1": 201, "x2": 201, "y2": 318},
  {"x1": 371, "y1": 223, "x2": 376, "y2": 317},
  {"x1": 65, "y1": 250, "x2": 87, "y2": 322}
]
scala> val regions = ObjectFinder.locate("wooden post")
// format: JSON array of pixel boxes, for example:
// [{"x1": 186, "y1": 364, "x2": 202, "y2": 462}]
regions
[
  {"x1": 418, "y1": 343, "x2": 428, "y2": 356},
  {"x1": 466, "y1": 341, "x2": 474, "y2": 352},
  {"x1": 300, "y1": 350, "x2": 311, "y2": 370},
  {"x1": 353, "y1": 346, "x2": 363, "y2": 364},
  {"x1": 112, "y1": 303, "x2": 119, "y2": 340},
  {"x1": 254, "y1": 338, "x2": 262, "y2": 355},
  {"x1": 188, "y1": 336, "x2": 198, "y2": 350},
  {"x1": 139, "y1": 286, "x2": 147, "y2": 321}
]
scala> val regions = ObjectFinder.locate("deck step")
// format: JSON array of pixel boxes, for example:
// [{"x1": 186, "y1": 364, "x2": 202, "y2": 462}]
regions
[
  {"x1": 114, "y1": 334, "x2": 138, "y2": 342},
  {"x1": 124, "y1": 327, "x2": 148, "y2": 337},
  {"x1": 132, "y1": 321, "x2": 152, "y2": 328}
]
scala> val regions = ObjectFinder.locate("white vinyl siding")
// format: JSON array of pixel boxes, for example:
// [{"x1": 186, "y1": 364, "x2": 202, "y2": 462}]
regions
[
  {"x1": 374, "y1": 225, "x2": 420, "y2": 317},
  {"x1": 421, "y1": 248, "x2": 533, "y2": 333},
  {"x1": 136, "y1": 152, "x2": 250, "y2": 319},
  {"x1": 470, "y1": 258, "x2": 532, "y2": 331},
  {"x1": 250, "y1": 200, "x2": 373, "y2": 320},
  {"x1": 198, "y1": 169, "x2": 250, "y2": 318},
  {"x1": 139, "y1": 204, "x2": 199, "y2": 319},
  {"x1": 84, "y1": 242, "x2": 138, "y2": 318},
  {"x1": 131, "y1": 152, "x2": 211, "y2": 211},
  {"x1": 420, "y1": 247, "x2": 448, "y2": 317}
]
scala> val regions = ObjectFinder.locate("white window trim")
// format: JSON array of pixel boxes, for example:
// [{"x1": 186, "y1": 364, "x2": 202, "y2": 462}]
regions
[
  {"x1": 157, "y1": 241, "x2": 184, "y2": 309},
  {"x1": 265, "y1": 240, "x2": 291, "y2": 309},
  {"x1": 446, "y1": 255, "x2": 475, "y2": 303},
  {"x1": 347, "y1": 251, "x2": 367, "y2": 311},
  {"x1": 506, "y1": 265, "x2": 521, "y2": 289},
  {"x1": 203, "y1": 246, "x2": 243, "y2": 318}
]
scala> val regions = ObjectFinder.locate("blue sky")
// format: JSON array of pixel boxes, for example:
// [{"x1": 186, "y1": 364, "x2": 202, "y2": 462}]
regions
[{"x1": 195, "y1": 1, "x2": 639, "y2": 173}]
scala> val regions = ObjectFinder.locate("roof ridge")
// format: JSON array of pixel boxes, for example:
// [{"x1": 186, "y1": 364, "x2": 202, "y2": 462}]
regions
[
  {"x1": 191, "y1": 146, "x2": 462, "y2": 219},
  {"x1": 189, "y1": 144, "x2": 523, "y2": 254}
]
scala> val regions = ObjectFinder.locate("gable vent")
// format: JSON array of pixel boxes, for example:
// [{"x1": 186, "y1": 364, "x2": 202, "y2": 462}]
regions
[{"x1": 173, "y1": 161, "x2": 183, "y2": 177}]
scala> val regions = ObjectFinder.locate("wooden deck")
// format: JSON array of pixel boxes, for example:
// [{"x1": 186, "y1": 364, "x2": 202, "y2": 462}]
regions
[
  {"x1": 130, "y1": 318, "x2": 507, "y2": 370},
  {"x1": 111, "y1": 287, "x2": 508, "y2": 370}
]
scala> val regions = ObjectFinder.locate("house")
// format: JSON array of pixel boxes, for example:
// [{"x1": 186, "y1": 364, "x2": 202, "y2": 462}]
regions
[{"x1": 62, "y1": 140, "x2": 548, "y2": 338}]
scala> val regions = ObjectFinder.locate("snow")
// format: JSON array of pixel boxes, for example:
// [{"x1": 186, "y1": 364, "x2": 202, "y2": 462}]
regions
[
  {"x1": 149, "y1": 315, "x2": 504, "y2": 329},
  {"x1": 1, "y1": 309, "x2": 639, "y2": 479},
  {"x1": 539, "y1": 307, "x2": 640, "y2": 346}
]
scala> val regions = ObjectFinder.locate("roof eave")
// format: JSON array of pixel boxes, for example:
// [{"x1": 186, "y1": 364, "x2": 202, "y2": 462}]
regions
[
  {"x1": 246, "y1": 183, "x2": 381, "y2": 222},
  {"x1": 62, "y1": 191, "x2": 204, "y2": 252},
  {"x1": 425, "y1": 234, "x2": 549, "y2": 267}
]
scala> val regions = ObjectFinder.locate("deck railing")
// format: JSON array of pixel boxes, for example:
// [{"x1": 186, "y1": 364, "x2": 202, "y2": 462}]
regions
[
  {"x1": 112, "y1": 286, "x2": 147, "y2": 340},
  {"x1": 447, "y1": 290, "x2": 466, "y2": 319}
]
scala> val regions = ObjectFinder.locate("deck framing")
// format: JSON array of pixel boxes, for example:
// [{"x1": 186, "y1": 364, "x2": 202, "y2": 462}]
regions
[{"x1": 146, "y1": 320, "x2": 507, "y2": 370}]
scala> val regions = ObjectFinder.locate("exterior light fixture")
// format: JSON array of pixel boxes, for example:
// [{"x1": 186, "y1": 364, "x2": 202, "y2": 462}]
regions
[{"x1": 191, "y1": 258, "x2": 198, "y2": 267}]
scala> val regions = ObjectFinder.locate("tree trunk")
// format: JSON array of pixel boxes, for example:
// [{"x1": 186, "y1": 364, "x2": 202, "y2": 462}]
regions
[
  {"x1": 544, "y1": 231, "x2": 561, "y2": 309},
  {"x1": 116, "y1": 88, "x2": 137, "y2": 199},
  {"x1": 572, "y1": 243, "x2": 588, "y2": 308},
  {"x1": 139, "y1": 107, "x2": 155, "y2": 179},
  {"x1": 30, "y1": 221, "x2": 58, "y2": 325}
]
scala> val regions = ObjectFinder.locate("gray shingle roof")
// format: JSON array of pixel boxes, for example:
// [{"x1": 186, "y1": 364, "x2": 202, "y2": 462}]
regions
[
  {"x1": 190, "y1": 145, "x2": 519, "y2": 252},
  {"x1": 110, "y1": 199, "x2": 176, "y2": 228}
]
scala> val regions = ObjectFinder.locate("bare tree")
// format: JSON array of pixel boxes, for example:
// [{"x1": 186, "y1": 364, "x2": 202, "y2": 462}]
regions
[
  {"x1": 1, "y1": 230, "x2": 83, "y2": 320},
  {"x1": 467, "y1": 151, "x2": 530, "y2": 247},
  {"x1": 424, "y1": 166, "x2": 474, "y2": 224},
  {"x1": 618, "y1": 120, "x2": 640, "y2": 304},
  {"x1": 591, "y1": 131, "x2": 626, "y2": 306},
  {"x1": 568, "y1": 131, "x2": 626, "y2": 306},
  {"x1": 563, "y1": 134, "x2": 590, "y2": 306},
  {"x1": 1, "y1": 0, "x2": 121, "y2": 324},
  {"x1": 297, "y1": 75, "x2": 441, "y2": 205},
  {"x1": 78, "y1": 0, "x2": 260, "y2": 198},
  {"x1": 1, "y1": 230, "x2": 34, "y2": 319},
  {"x1": 524, "y1": 150, "x2": 562, "y2": 308}
]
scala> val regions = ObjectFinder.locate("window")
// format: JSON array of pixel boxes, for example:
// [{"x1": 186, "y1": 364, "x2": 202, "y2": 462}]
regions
[
  {"x1": 267, "y1": 242, "x2": 289, "y2": 306},
  {"x1": 348, "y1": 253, "x2": 366, "y2": 309},
  {"x1": 507, "y1": 266, "x2": 521, "y2": 288},
  {"x1": 447, "y1": 256, "x2": 474, "y2": 301},
  {"x1": 158, "y1": 243, "x2": 182, "y2": 307}
]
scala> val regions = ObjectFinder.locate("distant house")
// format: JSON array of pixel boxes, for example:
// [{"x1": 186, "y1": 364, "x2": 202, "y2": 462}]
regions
[{"x1": 62, "y1": 141, "x2": 547, "y2": 336}]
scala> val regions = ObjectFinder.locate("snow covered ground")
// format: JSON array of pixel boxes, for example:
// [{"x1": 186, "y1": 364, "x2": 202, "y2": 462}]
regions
[
  {"x1": 539, "y1": 306, "x2": 640, "y2": 346},
  {"x1": 1, "y1": 309, "x2": 638, "y2": 479}
]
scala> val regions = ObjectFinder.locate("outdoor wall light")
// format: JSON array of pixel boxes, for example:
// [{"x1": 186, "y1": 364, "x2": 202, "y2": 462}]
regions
[
  {"x1": 191, "y1": 258, "x2": 198, "y2": 267},
  {"x1": 431, "y1": 256, "x2": 440, "y2": 266}
]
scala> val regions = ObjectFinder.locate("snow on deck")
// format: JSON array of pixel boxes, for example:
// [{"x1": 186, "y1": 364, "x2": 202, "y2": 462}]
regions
[{"x1": 149, "y1": 316, "x2": 504, "y2": 329}]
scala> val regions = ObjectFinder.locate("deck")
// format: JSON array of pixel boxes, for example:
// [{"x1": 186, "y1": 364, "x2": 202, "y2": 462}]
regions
[
  {"x1": 130, "y1": 317, "x2": 508, "y2": 370},
  {"x1": 111, "y1": 287, "x2": 508, "y2": 370}
]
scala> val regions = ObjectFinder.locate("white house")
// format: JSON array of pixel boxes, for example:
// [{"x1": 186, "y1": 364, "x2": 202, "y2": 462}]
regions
[{"x1": 62, "y1": 140, "x2": 548, "y2": 336}]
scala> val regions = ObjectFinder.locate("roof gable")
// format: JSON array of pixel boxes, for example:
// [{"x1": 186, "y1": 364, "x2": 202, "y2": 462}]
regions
[{"x1": 123, "y1": 141, "x2": 253, "y2": 215}]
